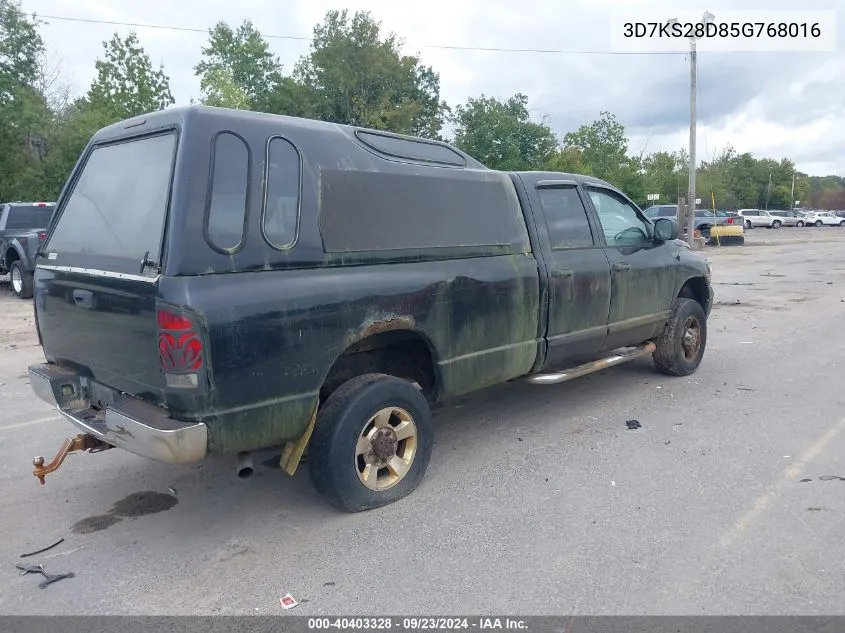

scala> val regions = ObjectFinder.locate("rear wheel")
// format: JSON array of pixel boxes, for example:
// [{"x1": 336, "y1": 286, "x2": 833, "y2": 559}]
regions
[
  {"x1": 797, "y1": 220, "x2": 805, "y2": 227},
  {"x1": 744, "y1": 219, "x2": 752, "y2": 229},
  {"x1": 10, "y1": 261, "x2": 33, "y2": 299},
  {"x1": 839, "y1": 221, "x2": 845, "y2": 227},
  {"x1": 309, "y1": 373, "x2": 434, "y2": 512},
  {"x1": 653, "y1": 298, "x2": 707, "y2": 377},
  {"x1": 815, "y1": 220, "x2": 823, "y2": 227},
  {"x1": 772, "y1": 220, "x2": 782, "y2": 229}
]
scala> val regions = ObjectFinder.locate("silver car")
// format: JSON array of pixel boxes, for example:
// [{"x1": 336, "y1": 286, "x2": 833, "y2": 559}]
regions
[
  {"x1": 769, "y1": 210, "x2": 805, "y2": 227},
  {"x1": 735, "y1": 209, "x2": 778, "y2": 229}
]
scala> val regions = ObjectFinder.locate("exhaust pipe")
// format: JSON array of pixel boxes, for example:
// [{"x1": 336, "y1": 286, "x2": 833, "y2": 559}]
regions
[{"x1": 235, "y1": 451, "x2": 254, "y2": 479}]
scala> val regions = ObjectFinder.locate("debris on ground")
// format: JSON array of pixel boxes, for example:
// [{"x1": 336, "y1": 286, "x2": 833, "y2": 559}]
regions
[
  {"x1": 20, "y1": 538, "x2": 64, "y2": 558},
  {"x1": 323, "y1": 582, "x2": 335, "y2": 587},
  {"x1": 38, "y1": 572, "x2": 75, "y2": 589},
  {"x1": 737, "y1": 387, "x2": 756, "y2": 392},
  {"x1": 41, "y1": 546, "x2": 85, "y2": 560},
  {"x1": 611, "y1": 481, "x2": 616, "y2": 486},
  {"x1": 818, "y1": 475, "x2": 845, "y2": 481},
  {"x1": 280, "y1": 593, "x2": 299, "y2": 610},
  {"x1": 625, "y1": 420, "x2": 641, "y2": 430},
  {"x1": 168, "y1": 487, "x2": 177, "y2": 495},
  {"x1": 799, "y1": 478, "x2": 813, "y2": 482},
  {"x1": 807, "y1": 507, "x2": 824, "y2": 512},
  {"x1": 15, "y1": 563, "x2": 75, "y2": 589}
]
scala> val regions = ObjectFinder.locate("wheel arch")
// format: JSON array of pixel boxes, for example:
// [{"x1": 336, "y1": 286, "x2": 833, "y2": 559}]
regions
[
  {"x1": 281, "y1": 320, "x2": 441, "y2": 478},
  {"x1": 678, "y1": 276, "x2": 708, "y2": 313}
]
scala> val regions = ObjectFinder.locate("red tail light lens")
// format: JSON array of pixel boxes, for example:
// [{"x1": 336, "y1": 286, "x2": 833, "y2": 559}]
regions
[
  {"x1": 157, "y1": 310, "x2": 192, "y2": 330},
  {"x1": 38, "y1": 232, "x2": 47, "y2": 242},
  {"x1": 727, "y1": 218, "x2": 733, "y2": 224},
  {"x1": 157, "y1": 308, "x2": 203, "y2": 373}
]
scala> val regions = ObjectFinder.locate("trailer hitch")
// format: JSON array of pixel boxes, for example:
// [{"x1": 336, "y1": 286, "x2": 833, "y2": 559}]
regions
[{"x1": 32, "y1": 433, "x2": 112, "y2": 485}]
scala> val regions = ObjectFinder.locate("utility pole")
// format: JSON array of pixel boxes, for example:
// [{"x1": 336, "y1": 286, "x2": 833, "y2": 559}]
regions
[
  {"x1": 790, "y1": 171, "x2": 796, "y2": 209},
  {"x1": 686, "y1": 39, "x2": 697, "y2": 245},
  {"x1": 672, "y1": 11, "x2": 714, "y2": 246}
]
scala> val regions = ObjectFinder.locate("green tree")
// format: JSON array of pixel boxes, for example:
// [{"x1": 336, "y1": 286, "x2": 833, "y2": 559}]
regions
[
  {"x1": 641, "y1": 151, "x2": 685, "y2": 206},
  {"x1": 452, "y1": 93, "x2": 558, "y2": 170},
  {"x1": 294, "y1": 10, "x2": 448, "y2": 137},
  {"x1": 0, "y1": 0, "x2": 41, "y2": 100},
  {"x1": 195, "y1": 20, "x2": 298, "y2": 113},
  {"x1": 87, "y1": 31, "x2": 174, "y2": 120},
  {"x1": 197, "y1": 66, "x2": 249, "y2": 109},
  {"x1": 562, "y1": 112, "x2": 642, "y2": 197},
  {"x1": 545, "y1": 146, "x2": 590, "y2": 175},
  {"x1": 0, "y1": 0, "x2": 51, "y2": 200}
]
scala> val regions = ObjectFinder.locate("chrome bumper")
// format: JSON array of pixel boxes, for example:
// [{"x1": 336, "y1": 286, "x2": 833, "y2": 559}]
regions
[{"x1": 28, "y1": 363, "x2": 207, "y2": 464}]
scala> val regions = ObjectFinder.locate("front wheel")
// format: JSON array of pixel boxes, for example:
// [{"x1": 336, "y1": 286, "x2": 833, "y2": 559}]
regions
[
  {"x1": 839, "y1": 221, "x2": 845, "y2": 227},
  {"x1": 797, "y1": 220, "x2": 805, "y2": 227},
  {"x1": 744, "y1": 220, "x2": 752, "y2": 229},
  {"x1": 10, "y1": 261, "x2": 33, "y2": 299},
  {"x1": 652, "y1": 298, "x2": 707, "y2": 377},
  {"x1": 772, "y1": 220, "x2": 782, "y2": 228},
  {"x1": 309, "y1": 373, "x2": 434, "y2": 512}
]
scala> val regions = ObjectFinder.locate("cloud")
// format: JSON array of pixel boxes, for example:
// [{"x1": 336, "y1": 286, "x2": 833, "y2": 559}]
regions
[{"x1": 21, "y1": 0, "x2": 845, "y2": 175}]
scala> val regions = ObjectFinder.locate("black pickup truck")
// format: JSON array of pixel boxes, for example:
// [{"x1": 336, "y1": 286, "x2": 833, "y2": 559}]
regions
[
  {"x1": 0, "y1": 202, "x2": 55, "y2": 298},
  {"x1": 27, "y1": 106, "x2": 712, "y2": 512}
]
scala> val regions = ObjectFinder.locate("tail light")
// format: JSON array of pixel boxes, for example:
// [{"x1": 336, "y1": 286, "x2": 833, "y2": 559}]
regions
[
  {"x1": 157, "y1": 307, "x2": 204, "y2": 389},
  {"x1": 38, "y1": 232, "x2": 46, "y2": 242},
  {"x1": 727, "y1": 218, "x2": 733, "y2": 224}
]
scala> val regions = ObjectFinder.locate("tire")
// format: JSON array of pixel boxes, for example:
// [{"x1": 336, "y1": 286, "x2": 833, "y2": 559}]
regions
[
  {"x1": 10, "y1": 261, "x2": 33, "y2": 299},
  {"x1": 815, "y1": 220, "x2": 823, "y2": 227},
  {"x1": 744, "y1": 220, "x2": 752, "y2": 229},
  {"x1": 652, "y1": 298, "x2": 707, "y2": 377},
  {"x1": 797, "y1": 221, "x2": 804, "y2": 227},
  {"x1": 309, "y1": 373, "x2": 434, "y2": 512},
  {"x1": 839, "y1": 221, "x2": 845, "y2": 227},
  {"x1": 772, "y1": 220, "x2": 782, "y2": 229}
]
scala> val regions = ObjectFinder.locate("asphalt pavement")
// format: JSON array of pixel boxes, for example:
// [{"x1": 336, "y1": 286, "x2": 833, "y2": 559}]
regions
[{"x1": 1, "y1": 227, "x2": 844, "y2": 615}]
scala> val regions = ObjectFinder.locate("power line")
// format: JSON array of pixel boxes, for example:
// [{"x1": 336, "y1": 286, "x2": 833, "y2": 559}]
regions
[{"x1": 30, "y1": 12, "x2": 686, "y2": 55}]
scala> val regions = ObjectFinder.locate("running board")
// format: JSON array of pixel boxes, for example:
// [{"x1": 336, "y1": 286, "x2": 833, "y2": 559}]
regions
[{"x1": 527, "y1": 342, "x2": 656, "y2": 385}]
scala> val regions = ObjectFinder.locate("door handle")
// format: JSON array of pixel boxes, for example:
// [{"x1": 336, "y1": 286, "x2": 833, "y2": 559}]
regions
[
  {"x1": 72, "y1": 289, "x2": 95, "y2": 309},
  {"x1": 612, "y1": 263, "x2": 631, "y2": 272},
  {"x1": 553, "y1": 267, "x2": 574, "y2": 278}
]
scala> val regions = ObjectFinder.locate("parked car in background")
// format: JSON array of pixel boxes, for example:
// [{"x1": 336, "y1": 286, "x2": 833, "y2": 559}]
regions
[
  {"x1": 803, "y1": 211, "x2": 845, "y2": 227},
  {"x1": 769, "y1": 210, "x2": 805, "y2": 227},
  {"x1": 643, "y1": 205, "x2": 736, "y2": 239},
  {"x1": 735, "y1": 209, "x2": 779, "y2": 229},
  {"x1": 0, "y1": 201, "x2": 56, "y2": 298}
]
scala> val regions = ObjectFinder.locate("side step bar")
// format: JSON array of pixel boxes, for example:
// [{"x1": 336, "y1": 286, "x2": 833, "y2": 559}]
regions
[{"x1": 527, "y1": 342, "x2": 656, "y2": 385}]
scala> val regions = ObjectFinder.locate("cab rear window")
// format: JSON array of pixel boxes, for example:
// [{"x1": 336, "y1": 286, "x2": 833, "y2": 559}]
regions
[
  {"x1": 46, "y1": 133, "x2": 176, "y2": 263},
  {"x1": 6, "y1": 206, "x2": 54, "y2": 229}
]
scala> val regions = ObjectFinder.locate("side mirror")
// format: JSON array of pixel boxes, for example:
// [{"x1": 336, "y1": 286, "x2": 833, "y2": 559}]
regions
[{"x1": 653, "y1": 218, "x2": 678, "y2": 242}]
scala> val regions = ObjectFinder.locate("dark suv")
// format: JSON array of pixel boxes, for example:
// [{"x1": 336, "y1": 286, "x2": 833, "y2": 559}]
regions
[{"x1": 27, "y1": 106, "x2": 712, "y2": 511}]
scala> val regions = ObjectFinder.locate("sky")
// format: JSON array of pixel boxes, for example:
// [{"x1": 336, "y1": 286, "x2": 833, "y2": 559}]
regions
[{"x1": 21, "y1": 0, "x2": 845, "y2": 177}]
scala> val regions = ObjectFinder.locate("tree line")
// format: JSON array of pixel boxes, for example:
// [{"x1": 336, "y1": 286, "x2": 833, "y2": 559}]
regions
[{"x1": 1, "y1": 0, "x2": 843, "y2": 210}]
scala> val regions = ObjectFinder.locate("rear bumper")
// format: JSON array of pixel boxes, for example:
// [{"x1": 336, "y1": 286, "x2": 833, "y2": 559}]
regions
[{"x1": 28, "y1": 363, "x2": 207, "y2": 464}]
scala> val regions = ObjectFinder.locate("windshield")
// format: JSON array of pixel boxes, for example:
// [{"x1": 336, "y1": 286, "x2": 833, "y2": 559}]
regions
[
  {"x1": 5, "y1": 205, "x2": 54, "y2": 229},
  {"x1": 46, "y1": 133, "x2": 176, "y2": 263}
]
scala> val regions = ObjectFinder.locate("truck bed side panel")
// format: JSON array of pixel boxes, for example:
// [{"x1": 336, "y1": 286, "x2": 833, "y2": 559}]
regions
[{"x1": 162, "y1": 254, "x2": 540, "y2": 454}]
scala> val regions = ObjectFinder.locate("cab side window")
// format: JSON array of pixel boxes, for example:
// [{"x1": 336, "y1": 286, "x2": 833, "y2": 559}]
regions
[
  {"x1": 587, "y1": 187, "x2": 651, "y2": 247},
  {"x1": 536, "y1": 186, "x2": 595, "y2": 249}
]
